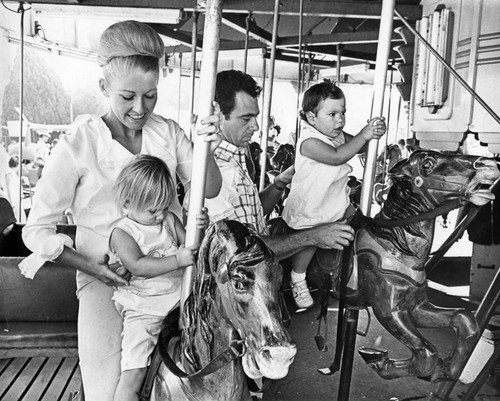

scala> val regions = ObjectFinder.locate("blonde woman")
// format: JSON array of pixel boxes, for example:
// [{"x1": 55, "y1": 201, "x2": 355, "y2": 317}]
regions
[{"x1": 21, "y1": 20, "x2": 222, "y2": 400}]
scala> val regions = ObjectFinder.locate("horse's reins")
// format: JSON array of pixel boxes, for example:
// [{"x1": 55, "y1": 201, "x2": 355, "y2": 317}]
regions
[{"x1": 140, "y1": 307, "x2": 247, "y2": 401}]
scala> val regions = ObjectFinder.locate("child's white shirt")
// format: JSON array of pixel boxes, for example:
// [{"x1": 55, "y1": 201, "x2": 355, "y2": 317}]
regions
[
  {"x1": 110, "y1": 212, "x2": 182, "y2": 317},
  {"x1": 282, "y1": 121, "x2": 352, "y2": 229}
]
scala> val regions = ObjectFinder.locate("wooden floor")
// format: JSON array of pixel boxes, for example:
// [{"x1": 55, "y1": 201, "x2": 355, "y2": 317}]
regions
[{"x1": 0, "y1": 357, "x2": 81, "y2": 401}]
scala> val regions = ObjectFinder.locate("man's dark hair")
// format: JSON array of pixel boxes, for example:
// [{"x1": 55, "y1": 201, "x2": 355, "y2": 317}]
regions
[
  {"x1": 301, "y1": 79, "x2": 345, "y2": 121},
  {"x1": 215, "y1": 70, "x2": 262, "y2": 119}
]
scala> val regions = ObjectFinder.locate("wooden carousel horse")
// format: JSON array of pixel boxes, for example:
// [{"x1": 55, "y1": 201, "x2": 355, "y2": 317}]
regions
[
  {"x1": 270, "y1": 143, "x2": 295, "y2": 173},
  {"x1": 149, "y1": 220, "x2": 297, "y2": 401},
  {"x1": 321, "y1": 150, "x2": 499, "y2": 384}
]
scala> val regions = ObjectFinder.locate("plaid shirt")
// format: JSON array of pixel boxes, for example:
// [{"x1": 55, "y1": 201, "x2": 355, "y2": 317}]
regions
[{"x1": 205, "y1": 140, "x2": 269, "y2": 235}]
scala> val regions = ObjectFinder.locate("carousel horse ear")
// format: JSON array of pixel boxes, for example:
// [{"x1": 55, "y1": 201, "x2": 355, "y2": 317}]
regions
[{"x1": 388, "y1": 158, "x2": 412, "y2": 177}]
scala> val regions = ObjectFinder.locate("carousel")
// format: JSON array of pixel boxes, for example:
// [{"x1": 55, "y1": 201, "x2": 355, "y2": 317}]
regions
[{"x1": 1, "y1": 0, "x2": 500, "y2": 400}]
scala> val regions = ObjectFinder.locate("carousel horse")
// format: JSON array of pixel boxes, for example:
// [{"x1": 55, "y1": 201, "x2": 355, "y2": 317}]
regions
[
  {"x1": 270, "y1": 143, "x2": 295, "y2": 172},
  {"x1": 321, "y1": 150, "x2": 499, "y2": 384},
  {"x1": 150, "y1": 220, "x2": 297, "y2": 401}
]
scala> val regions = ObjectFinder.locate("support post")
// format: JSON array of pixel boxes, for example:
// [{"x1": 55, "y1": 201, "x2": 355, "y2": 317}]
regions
[
  {"x1": 258, "y1": 0, "x2": 280, "y2": 191},
  {"x1": 243, "y1": 12, "x2": 251, "y2": 74},
  {"x1": 294, "y1": 0, "x2": 304, "y2": 140},
  {"x1": 338, "y1": 0, "x2": 395, "y2": 399},
  {"x1": 180, "y1": 0, "x2": 222, "y2": 321},
  {"x1": 189, "y1": 11, "x2": 199, "y2": 140}
]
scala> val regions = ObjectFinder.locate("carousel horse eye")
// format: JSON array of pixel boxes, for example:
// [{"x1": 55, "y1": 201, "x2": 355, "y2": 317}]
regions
[
  {"x1": 421, "y1": 157, "x2": 435, "y2": 172},
  {"x1": 231, "y1": 270, "x2": 252, "y2": 292}
]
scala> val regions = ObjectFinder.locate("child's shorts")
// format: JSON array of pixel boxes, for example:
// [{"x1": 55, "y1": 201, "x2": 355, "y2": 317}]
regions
[{"x1": 116, "y1": 303, "x2": 164, "y2": 371}]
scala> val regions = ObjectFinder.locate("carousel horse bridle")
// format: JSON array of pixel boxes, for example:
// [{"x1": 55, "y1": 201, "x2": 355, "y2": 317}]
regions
[{"x1": 139, "y1": 307, "x2": 247, "y2": 401}]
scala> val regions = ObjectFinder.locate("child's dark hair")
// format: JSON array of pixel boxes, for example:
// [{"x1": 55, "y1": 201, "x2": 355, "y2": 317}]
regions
[
  {"x1": 300, "y1": 80, "x2": 345, "y2": 121},
  {"x1": 114, "y1": 154, "x2": 176, "y2": 212}
]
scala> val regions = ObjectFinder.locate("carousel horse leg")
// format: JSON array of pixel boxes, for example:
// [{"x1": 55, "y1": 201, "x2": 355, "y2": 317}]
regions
[
  {"x1": 412, "y1": 302, "x2": 479, "y2": 382},
  {"x1": 360, "y1": 308, "x2": 440, "y2": 380}
]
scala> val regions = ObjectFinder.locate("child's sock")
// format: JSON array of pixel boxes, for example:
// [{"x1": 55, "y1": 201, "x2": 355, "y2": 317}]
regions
[{"x1": 291, "y1": 271, "x2": 306, "y2": 283}]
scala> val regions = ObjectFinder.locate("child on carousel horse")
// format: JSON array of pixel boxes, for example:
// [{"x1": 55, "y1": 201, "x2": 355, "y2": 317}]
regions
[
  {"x1": 282, "y1": 80, "x2": 386, "y2": 309},
  {"x1": 108, "y1": 154, "x2": 208, "y2": 401}
]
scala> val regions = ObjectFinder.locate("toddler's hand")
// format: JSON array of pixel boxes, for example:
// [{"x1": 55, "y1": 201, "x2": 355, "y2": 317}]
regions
[
  {"x1": 196, "y1": 207, "x2": 210, "y2": 231},
  {"x1": 176, "y1": 245, "x2": 197, "y2": 268},
  {"x1": 361, "y1": 117, "x2": 386, "y2": 141}
]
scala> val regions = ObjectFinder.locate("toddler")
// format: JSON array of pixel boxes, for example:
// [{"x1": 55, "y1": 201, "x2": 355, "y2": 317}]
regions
[
  {"x1": 282, "y1": 81, "x2": 386, "y2": 309},
  {"x1": 109, "y1": 154, "x2": 207, "y2": 401}
]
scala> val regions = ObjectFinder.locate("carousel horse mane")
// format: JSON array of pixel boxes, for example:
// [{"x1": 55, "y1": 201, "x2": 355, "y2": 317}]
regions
[{"x1": 371, "y1": 179, "x2": 430, "y2": 256}]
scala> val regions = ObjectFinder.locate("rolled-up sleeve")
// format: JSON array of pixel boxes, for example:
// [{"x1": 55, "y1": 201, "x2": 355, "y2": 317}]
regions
[{"x1": 21, "y1": 140, "x2": 78, "y2": 278}]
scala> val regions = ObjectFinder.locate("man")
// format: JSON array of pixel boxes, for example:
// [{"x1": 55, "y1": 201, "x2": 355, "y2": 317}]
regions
[
  {"x1": 205, "y1": 70, "x2": 355, "y2": 400},
  {"x1": 206, "y1": 70, "x2": 354, "y2": 261}
]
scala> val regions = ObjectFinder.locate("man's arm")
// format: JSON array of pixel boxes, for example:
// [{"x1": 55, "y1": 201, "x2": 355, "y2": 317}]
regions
[
  {"x1": 261, "y1": 221, "x2": 355, "y2": 260},
  {"x1": 259, "y1": 166, "x2": 294, "y2": 215}
]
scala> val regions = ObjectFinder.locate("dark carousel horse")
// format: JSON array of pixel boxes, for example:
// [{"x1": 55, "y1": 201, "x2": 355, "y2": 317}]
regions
[
  {"x1": 268, "y1": 143, "x2": 295, "y2": 216},
  {"x1": 318, "y1": 150, "x2": 499, "y2": 387},
  {"x1": 150, "y1": 220, "x2": 297, "y2": 401}
]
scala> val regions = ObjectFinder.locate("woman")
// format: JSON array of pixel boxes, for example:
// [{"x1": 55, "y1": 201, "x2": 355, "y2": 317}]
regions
[{"x1": 21, "y1": 20, "x2": 222, "y2": 400}]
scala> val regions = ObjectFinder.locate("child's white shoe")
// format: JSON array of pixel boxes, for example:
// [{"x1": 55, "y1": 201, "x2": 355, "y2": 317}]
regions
[{"x1": 291, "y1": 279, "x2": 314, "y2": 309}]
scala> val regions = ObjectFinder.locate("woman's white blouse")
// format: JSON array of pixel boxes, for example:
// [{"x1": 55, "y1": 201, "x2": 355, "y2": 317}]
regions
[{"x1": 21, "y1": 114, "x2": 193, "y2": 285}]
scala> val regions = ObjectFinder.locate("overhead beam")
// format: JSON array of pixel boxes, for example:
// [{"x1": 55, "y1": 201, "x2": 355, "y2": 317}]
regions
[
  {"x1": 19, "y1": 0, "x2": 422, "y2": 19},
  {"x1": 221, "y1": 13, "x2": 273, "y2": 46},
  {"x1": 148, "y1": 23, "x2": 202, "y2": 49},
  {"x1": 164, "y1": 38, "x2": 265, "y2": 54},
  {"x1": 278, "y1": 30, "x2": 404, "y2": 47}
]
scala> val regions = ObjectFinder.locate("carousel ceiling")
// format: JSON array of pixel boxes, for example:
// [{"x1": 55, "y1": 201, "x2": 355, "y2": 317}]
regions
[{"x1": 17, "y1": 0, "x2": 423, "y2": 81}]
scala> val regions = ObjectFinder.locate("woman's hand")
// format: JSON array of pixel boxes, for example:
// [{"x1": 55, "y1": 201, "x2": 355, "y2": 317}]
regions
[
  {"x1": 93, "y1": 254, "x2": 129, "y2": 287},
  {"x1": 196, "y1": 101, "x2": 223, "y2": 154}
]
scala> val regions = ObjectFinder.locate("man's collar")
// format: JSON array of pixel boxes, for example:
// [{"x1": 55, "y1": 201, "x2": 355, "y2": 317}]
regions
[{"x1": 218, "y1": 140, "x2": 246, "y2": 154}]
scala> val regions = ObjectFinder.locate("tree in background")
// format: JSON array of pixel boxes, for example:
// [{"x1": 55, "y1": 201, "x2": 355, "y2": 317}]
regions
[{"x1": 1, "y1": 47, "x2": 71, "y2": 127}]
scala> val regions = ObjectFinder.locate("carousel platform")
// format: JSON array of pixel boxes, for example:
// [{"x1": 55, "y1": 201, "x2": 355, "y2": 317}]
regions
[{"x1": 264, "y1": 256, "x2": 500, "y2": 401}]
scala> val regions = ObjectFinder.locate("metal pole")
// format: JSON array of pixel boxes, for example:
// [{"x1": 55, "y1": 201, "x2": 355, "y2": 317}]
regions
[
  {"x1": 336, "y1": 44, "x2": 342, "y2": 83},
  {"x1": 180, "y1": 0, "x2": 222, "y2": 320},
  {"x1": 189, "y1": 11, "x2": 199, "y2": 140},
  {"x1": 17, "y1": 3, "x2": 26, "y2": 222},
  {"x1": 339, "y1": 1, "x2": 395, "y2": 400},
  {"x1": 294, "y1": 0, "x2": 304, "y2": 140},
  {"x1": 394, "y1": 8, "x2": 500, "y2": 126},
  {"x1": 258, "y1": 0, "x2": 280, "y2": 191},
  {"x1": 177, "y1": 52, "x2": 182, "y2": 123},
  {"x1": 359, "y1": 0, "x2": 395, "y2": 215},
  {"x1": 243, "y1": 12, "x2": 251, "y2": 74}
]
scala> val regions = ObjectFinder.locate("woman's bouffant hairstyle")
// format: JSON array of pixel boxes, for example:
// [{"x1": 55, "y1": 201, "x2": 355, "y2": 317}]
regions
[
  {"x1": 215, "y1": 70, "x2": 262, "y2": 119},
  {"x1": 97, "y1": 20, "x2": 164, "y2": 83},
  {"x1": 114, "y1": 155, "x2": 176, "y2": 213},
  {"x1": 300, "y1": 80, "x2": 345, "y2": 121}
]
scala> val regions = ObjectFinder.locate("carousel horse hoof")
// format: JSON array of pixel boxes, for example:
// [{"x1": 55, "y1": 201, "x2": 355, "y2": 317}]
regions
[{"x1": 358, "y1": 346, "x2": 388, "y2": 364}]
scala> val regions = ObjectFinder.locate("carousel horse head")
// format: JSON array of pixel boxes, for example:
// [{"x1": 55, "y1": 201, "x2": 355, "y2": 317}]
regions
[
  {"x1": 270, "y1": 144, "x2": 295, "y2": 172},
  {"x1": 183, "y1": 220, "x2": 296, "y2": 382},
  {"x1": 388, "y1": 150, "x2": 499, "y2": 207}
]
